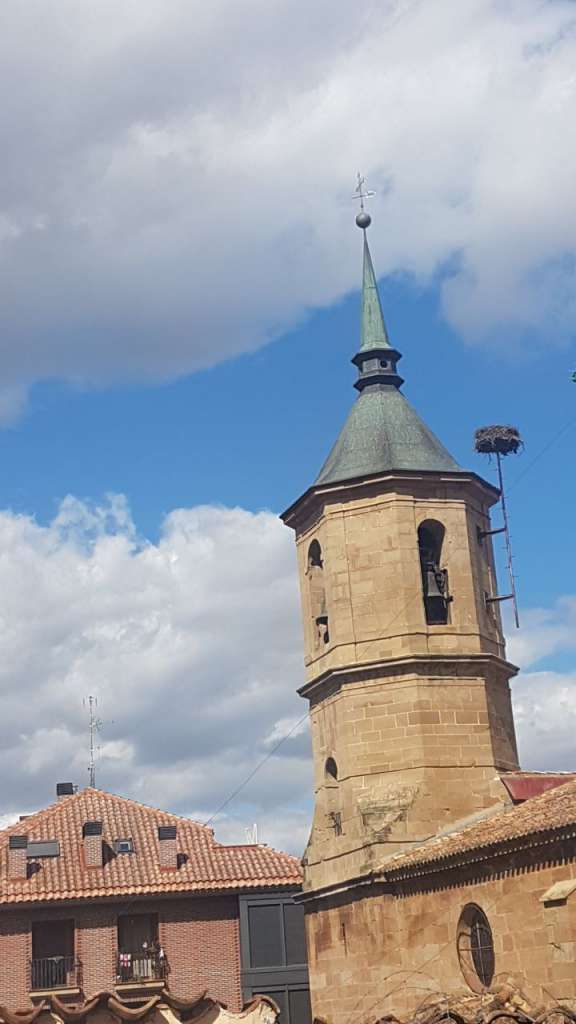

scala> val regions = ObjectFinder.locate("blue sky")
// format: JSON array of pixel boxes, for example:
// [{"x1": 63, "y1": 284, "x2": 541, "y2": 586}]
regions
[
  {"x1": 3, "y1": 259, "x2": 574, "y2": 611},
  {"x1": 0, "y1": 0, "x2": 575, "y2": 850}
]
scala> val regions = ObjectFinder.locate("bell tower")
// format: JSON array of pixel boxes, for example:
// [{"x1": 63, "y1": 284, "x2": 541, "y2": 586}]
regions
[{"x1": 281, "y1": 205, "x2": 519, "y2": 894}]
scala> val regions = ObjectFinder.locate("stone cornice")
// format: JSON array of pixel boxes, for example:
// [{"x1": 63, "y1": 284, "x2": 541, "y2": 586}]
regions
[
  {"x1": 281, "y1": 468, "x2": 500, "y2": 530},
  {"x1": 297, "y1": 652, "x2": 518, "y2": 700}
]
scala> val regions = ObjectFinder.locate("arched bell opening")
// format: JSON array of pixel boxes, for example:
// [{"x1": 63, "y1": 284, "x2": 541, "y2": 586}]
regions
[
  {"x1": 418, "y1": 520, "x2": 451, "y2": 625},
  {"x1": 307, "y1": 540, "x2": 329, "y2": 648}
]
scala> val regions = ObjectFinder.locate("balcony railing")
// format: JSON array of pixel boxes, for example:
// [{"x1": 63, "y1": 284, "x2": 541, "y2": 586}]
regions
[
  {"x1": 30, "y1": 956, "x2": 81, "y2": 991},
  {"x1": 116, "y1": 950, "x2": 168, "y2": 985}
]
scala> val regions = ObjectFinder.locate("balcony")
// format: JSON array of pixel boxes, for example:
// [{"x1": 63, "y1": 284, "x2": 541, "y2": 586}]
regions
[
  {"x1": 30, "y1": 955, "x2": 82, "y2": 992},
  {"x1": 116, "y1": 949, "x2": 168, "y2": 985}
]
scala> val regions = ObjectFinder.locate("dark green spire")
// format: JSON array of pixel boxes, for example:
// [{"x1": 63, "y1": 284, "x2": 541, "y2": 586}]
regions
[
  {"x1": 360, "y1": 232, "x2": 391, "y2": 352},
  {"x1": 314, "y1": 202, "x2": 461, "y2": 486}
]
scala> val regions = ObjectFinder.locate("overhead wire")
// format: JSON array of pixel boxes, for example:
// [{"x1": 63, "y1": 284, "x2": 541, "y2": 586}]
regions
[
  {"x1": 202, "y1": 588, "x2": 424, "y2": 828},
  {"x1": 202, "y1": 711, "x2": 310, "y2": 828},
  {"x1": 508, "y1": 411, "x2": 576, "y2": 492}
]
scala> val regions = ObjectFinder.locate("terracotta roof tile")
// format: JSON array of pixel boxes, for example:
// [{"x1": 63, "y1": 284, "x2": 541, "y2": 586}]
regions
[
  {"x1": 0, "y1": 789, "x2": 302, "y2": 904},
  {"x1": 379, "y1": 776, "x2": 576, "y2": 878}
]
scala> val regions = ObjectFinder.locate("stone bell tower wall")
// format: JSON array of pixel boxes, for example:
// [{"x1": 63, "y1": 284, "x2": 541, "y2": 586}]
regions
[
  {"x1": 289, "y1": 472, "x2": 507, "y2": 681},
  {"x1": 284, "y1": 470, "x2": 519, "y2": 894},
  {"x1": 301, "y1": 658, "x2": 518, "y2": 891}
]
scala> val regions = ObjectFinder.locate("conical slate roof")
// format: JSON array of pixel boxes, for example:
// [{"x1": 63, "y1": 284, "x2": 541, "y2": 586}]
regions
[
  {"x1": 316, "y1": 384, "x2": 461, "y2": 485},
  {"x1": 315, "y1": 219, "x2": 461, "y2": 486}
]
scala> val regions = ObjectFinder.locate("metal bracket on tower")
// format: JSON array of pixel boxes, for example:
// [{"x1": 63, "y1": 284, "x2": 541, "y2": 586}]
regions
[{"x1": 474, "y1": 426, "x2": 523, "y2": 629}]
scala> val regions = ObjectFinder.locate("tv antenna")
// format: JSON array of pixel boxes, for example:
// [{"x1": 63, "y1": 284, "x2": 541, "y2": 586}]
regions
[
  {"x1": 84, "y1": 696, "x2": 104, "y2": 788},
  {"x1": 474, "y1": 425, "x2": 523, "y2": 628},
  {"x1": 245, "y1": 823, "x2": 259, "y2": 845}
]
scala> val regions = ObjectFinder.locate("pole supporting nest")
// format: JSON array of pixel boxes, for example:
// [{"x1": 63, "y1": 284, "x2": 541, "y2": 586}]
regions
[{"x1": 474, "y1": 425, "x2": 523, "y2": 629}]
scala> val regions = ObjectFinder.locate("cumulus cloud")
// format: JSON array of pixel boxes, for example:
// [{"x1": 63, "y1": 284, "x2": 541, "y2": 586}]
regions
[
  {"x1": 508, "y1": 596, "x2": 576, "y2": 773},
  {"x1": 0, "y1": 0, "x2": 575, "y2": 415},
  {"x1": 0, "y1": 496, "x2": 311, "y2": 851},
  {"x1": 514, "y1": 670, "x2": 576, "y2": 772},
  {"x1": 507, "y1": 595, "x2": 576, "y2": 669}
]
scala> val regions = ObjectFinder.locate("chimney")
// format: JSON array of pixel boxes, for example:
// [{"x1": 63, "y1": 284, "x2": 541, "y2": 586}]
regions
[
  {"x1": 8, "y1": 835, "x2": 28, "y2": 880},
  {"x1": 57, "y1": 782, "x2": 75, "y2": 801},
  {"x1": 82, "y1": 820, "x2": 103, "y2": 868},
  {"x1": 158, "y1": 825, "x2": 178, "y2": 870}
]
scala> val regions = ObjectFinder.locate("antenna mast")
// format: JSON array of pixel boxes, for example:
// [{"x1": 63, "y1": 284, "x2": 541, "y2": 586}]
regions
[
  {"x1": 85, "y1": 696, "x2": 103, "y2": 788},
  {"x1": 474, "y1": 425, "x2": 523, "y2": 628}
]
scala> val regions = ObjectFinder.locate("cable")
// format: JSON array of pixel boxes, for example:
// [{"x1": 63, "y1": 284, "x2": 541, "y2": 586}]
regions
[
  {"x1": 508, "y1": 412, "x2": 576, "y2": 492},
  {"x1": 202, "y1": 712, "x2": 310, "y2": 828},
  {"x1": 202, "y1": 589, "x2": 424, "y2": 828}
]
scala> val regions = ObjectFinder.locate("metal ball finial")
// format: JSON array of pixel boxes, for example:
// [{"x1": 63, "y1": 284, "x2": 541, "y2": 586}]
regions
[{"x1": 356, "y1": 211, "x2": 371, "y2": 229}]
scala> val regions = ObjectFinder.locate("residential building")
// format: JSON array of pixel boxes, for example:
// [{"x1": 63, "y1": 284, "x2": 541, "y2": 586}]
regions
[
  {"x1": 281, "y1": 206, "x2": 576, "y2": 1020},
  {"x1": 0, "y1": 785, "x2": 310, "y2": 1024}
]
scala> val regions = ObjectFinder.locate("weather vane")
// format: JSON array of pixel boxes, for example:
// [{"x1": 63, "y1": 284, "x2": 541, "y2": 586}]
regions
[{"x1": 353, "y1": 172, "x2": 375, "y2": 229}]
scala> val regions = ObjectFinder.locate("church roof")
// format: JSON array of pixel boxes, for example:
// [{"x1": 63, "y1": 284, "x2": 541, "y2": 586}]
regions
[
  {"x1": 314, "y1": 215, "x2": 461, "y2": 487},
  {"x1": 0, "y1": 787, "x2": 301, "y2": 904},
  {"x1": 378, "y1": 775, "x2": 576, "y2": 880},
  {"x1": 316, "y1": 384, "x2": 461, "y2": 485}
]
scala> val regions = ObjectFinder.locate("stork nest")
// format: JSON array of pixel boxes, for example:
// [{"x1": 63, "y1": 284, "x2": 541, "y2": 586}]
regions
[{"x1": 474, "y1": 425, "x2": 523, "y2": 457}]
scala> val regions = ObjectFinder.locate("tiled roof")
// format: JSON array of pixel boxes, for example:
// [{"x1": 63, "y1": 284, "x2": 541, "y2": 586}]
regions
[
  {"x1": 0, "y1": 788, "x2": 301, "y2": 904},
  {"x1": 379, "y1": 776, "x2": 576, "y2": 878}
]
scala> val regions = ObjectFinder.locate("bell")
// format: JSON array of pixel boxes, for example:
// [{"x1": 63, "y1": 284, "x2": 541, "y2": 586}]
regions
[{"x1": 425, "y1": 568, "x2": 446, "y2": 600}]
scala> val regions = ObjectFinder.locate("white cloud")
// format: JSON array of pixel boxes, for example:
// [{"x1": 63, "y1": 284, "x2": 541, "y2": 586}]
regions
[
  {"x1": 507, "y1": 595, "x2": 576, "y2": 669},
  {"x1": 508, "y1": 595, "x2": 576, "y2": 772},
  {"x1": 0, "y1": 0, "x2": 575, "y2": 416},
  {"x1": 0, "y1": 497, "x2": 311, "y2": 852},
  {"x1": 514, "y1": 671, "x2": 576, "y2": 772}
]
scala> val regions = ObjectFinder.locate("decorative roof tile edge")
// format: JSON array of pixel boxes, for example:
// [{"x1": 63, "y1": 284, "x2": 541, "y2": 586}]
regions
[{"x1": 0, "y1": 990, "x2": 279, "y2": 1024}]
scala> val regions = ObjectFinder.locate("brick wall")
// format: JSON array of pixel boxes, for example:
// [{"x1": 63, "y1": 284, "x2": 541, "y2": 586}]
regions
[
  {"x1": 305, "y1": 841, "x2": 576, "y2": 1024},
  {"x1": 0, "y1": 894, "x2": 241, "y2": 1011},
  {"x1": 0, "y1": 911, "x2": 29, "y2": 1007},
  {"x1": 161, "y1": 897, "x2": 241, "y2": 1009}
]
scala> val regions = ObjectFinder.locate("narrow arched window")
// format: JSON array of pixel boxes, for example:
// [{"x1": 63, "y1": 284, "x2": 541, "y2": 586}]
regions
[
  {"x1": 418, "y1": 520, "x2": 451, "y2": 625},
  {"x1": 324, "y1": 757, "x2": 341, "y2": 835},
  {"x1": 307, "y1": 540, "x2": 329, "y2": 648}
]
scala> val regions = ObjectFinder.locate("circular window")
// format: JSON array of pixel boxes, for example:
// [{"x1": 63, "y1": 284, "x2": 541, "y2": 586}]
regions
[{"x1": 457, "y1": 904, "x2": 495, "y2": 992}]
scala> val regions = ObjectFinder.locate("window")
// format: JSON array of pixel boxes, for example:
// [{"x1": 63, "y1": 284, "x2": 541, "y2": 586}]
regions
[
  {"x1": 114, "y1": 838, "x2": 134, "y2": 854},
  {"x1": 418, "y1": 520, "x2": 450, "y2": 625},
  {"x1": 117, "y1": 914, "x2": 165, "y2": 983},
  {"x1": 240, "y1": 895, "x2": 310, "y2": 1024},
  {"x1": 306, "y1": 540, "x2": 329, "y2": 648},
  {"x1": 324, "y1": 758, "x2": 342, "y2": 835},
  {"x1": 457, "y1": 904, "x2": 495, "y2": 992},
  {"x1": 31, "y1": 919, "x2": 76, "y2": 990},
  {"x1": 247, "y1": 902, "x2": 307, "y2": 969}
]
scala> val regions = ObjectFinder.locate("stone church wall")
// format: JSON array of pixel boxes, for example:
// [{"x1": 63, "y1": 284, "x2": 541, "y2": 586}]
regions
[{"x1": 304, "y1": 843, "x2": 576, "y2": 1024}]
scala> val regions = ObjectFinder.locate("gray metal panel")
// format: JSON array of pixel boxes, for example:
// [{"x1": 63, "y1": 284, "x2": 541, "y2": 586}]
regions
[
  {"x1": 238, "y1": 892, "x2": 309, "y2": 1005},
  {"x1": 27, "y1": 840, "x2": 60, "y2": 858}
]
